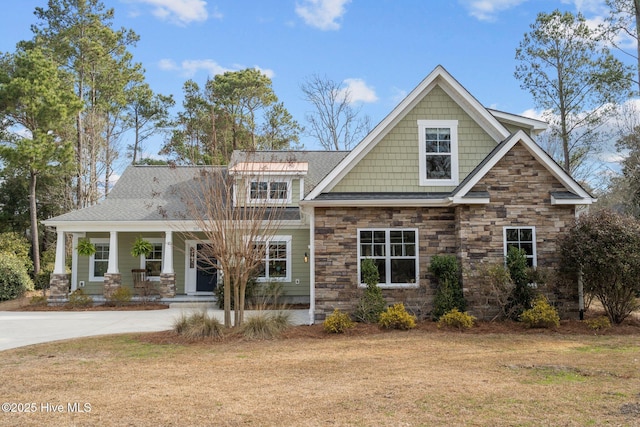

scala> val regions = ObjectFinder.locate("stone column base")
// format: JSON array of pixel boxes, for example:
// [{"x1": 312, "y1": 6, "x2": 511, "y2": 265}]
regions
[
  {"x1": 48, "y1": 273, "x2": 70, "y2": 303},
  {"x1": 103, "y1": 273, "x2": 122, "y2": 298},
  {"x1": 159, "y1": 273, "x2": 176, "y2": 298}
]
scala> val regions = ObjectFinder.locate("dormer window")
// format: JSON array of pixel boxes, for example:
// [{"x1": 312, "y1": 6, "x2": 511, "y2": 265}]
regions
[
  {"x1": 249, "y1": 179, "x2": 291, "y2": 203},
  {"x1": 418, "y1": 120, "x2": 459, "y2": 186}
]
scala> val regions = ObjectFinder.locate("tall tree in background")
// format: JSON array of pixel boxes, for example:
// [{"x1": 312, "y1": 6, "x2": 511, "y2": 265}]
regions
[
  {"x1": 162, "y1": 69, "x2": 301, "y2": 165},
  {"x1": 0, "y1": 48, "x2": 81, "y2": 273},
  {"x1": 300, "y1": 74, "x2": 371, "y2": 151},
  {"x1": 601, "y1": 0, "x2": 640, "y2": 94},
  {"x1": 515, "y1": 10, "x2": 633, "y2": 177},
  {"x1": 27, "y1": 0, "x2": 144, "y2": 207}
]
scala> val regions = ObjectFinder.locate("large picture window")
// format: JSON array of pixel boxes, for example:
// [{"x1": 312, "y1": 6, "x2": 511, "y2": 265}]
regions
[
  {"x1": 254, "y1": 236, "x2": 291, "y2": 282},
  {"x1": 358, "y1": 229, "x2": 419, "y2": 287},
  {"x1": 504, "y1": 227, "x2": 536, "y2": 267},
  {"x1": 89, "y1": 239, "x2": 109, "y2": 282},
  {"x1": 418, "y1": 120, "x2": 459, "y2": 186}
]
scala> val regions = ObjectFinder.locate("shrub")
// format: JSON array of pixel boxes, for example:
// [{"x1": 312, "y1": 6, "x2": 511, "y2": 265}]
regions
[
  {"x1": 323, "y1": 309, "x2": 355, "y2": 334},
  {"x1": 437, "y1": 308, "x2": 476, "y2": 330},
  {"x1": 107, "y1": 286, "x2": 133, "y2": 307},
  {"x1": 505, "y1": 247, "x2": 536, "y2": 320},
  {"x1": 173, "y1": 311, "x2": 224, "y2": 340},
  {"x1": 241, "y1": 311, "x2": 291, "y2": 339},
  {"x1": 559, "y1": 210, "x2": 640, "y2": 324},
  {"x1": 478, "y1": 262, "x2": 514, "y2": 320},
  {"x1": 354, "y1": 258, "x2": 386, "y2": 323},
  {"x1": 378, "y1": 303, "x2": 417, "y2": 330},
  {"x1": 215, "y1": 278, "x2": 258, "y2": 309},
  {"x1": 520, "y1": 295, "x2": 560, "y2": 329},
  {"x1": 429, "y1": 254, "x2": 466, "y2": 320},
  {"x1": 0, "y1": 252, "x2": 34, "y2": 301},
  {"x1": 0, "y1": 232, "x2": 33, "y2": 273},
  {"x1": 585, "y1": 316, "x2": 611, "y2": 331},
  {"x1": 66, "y1": 289, "x2": 93, "y2": 308}
]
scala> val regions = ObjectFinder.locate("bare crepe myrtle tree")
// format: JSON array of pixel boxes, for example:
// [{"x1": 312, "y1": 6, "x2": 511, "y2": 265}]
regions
[{"x1": 173, "y1": 154, "x2": 288, "y2": 327}]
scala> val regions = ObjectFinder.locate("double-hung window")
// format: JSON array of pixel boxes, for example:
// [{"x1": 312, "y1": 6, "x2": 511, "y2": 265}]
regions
[
  {"x1": 89, "y1": 238, "x2": 109, "y2": 282},
  {"x1": 504, "y1": 227, "x2": 536, "y2": 267},
  {"x1": 140, "y1": 238, "x2": 163, "y2": 279},
  {"x1": 249, "y1": 180, "x2": 291, "y2": 203},
  {"x1": 418, "y1": 120, "x2": 459, "y2": 186},
  {"x1": 254, "y1": 236, "x2": 291, "y2": 282},
  {"x1": 358, "y1": 229, "x2": 419, "y2": 287}
]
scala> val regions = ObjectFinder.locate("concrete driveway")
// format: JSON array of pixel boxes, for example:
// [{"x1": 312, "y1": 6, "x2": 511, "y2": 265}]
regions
[{"x1": 0, "y1": 308, "x2": 311, "y2": 351}]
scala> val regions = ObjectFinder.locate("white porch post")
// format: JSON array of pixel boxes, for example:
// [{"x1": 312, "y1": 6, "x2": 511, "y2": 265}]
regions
[
  {"x1": 163, "y1": 230, "x2": 174, "y2": 274},
  {"x1": 107, "y1": 231, "x2": 119, "y2": 274},
  {"x1": 53, "y1": 230, "x2": 66, "y2": 274}
]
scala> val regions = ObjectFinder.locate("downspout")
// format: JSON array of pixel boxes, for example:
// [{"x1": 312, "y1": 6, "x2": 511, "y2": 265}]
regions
[
  {"x1": 308, "y1": 206, "x2": 316, "y2": 325},
  {"x1": 575, "y1": 205, "x2": 589, "y2": 320}
]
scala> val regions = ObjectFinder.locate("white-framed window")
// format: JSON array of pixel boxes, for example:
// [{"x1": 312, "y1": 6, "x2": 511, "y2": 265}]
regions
[
  {"x1": 249, "y1": 179, "x2": 291, "y2": 203},
  {"x1": 357, "y1": 229, "x2": 419, "y2": 288},
  {"x1": 140, "y1": 238, "x2": 163, "y2": 280},
  {"x1": 254, "y1": 235, "x2": 292, "y2": 282},
  {"x1": 418, "y1": 120, "x2": 459, "y2": 186},
  {"x1": 89, "y1": 238, "x2": 109, "y2": 282},
  {"x1": 504, "y1": 227, "x2": 537, "y2": 267}
]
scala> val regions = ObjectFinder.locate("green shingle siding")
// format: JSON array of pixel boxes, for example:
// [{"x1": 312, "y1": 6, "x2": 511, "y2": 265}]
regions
[{"x1": 331, "y1": 86, "x2": 497, "y2": 193}]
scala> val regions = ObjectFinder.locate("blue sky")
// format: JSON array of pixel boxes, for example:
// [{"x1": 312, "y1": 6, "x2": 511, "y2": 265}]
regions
[{"x1": 0, "y1": 0, "x2": 633, "y2": 162}]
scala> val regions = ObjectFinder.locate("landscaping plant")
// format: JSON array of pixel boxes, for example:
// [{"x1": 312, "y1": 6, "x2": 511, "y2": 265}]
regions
[
  {"x1": 429, "y1": 254, "x2": 466, "y2": 320},
  {"x1": 378, "y1": 303, "x2": 416, "y2": 330},
  {"x1": 520, "y1": 295, "x2": 560, "y2": 328},
  {"x1": 354, "y1": 258, "x2": 386, "y2": 323},
  {"x1": 437, "y1": 308, "x2": 476, "y2": 330},
  {"x1": 323, "y1": 309, "x2": 355, "y2": 334}
]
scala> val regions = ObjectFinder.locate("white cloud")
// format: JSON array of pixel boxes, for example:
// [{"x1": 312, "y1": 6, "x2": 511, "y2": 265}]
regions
[
  {"x1": 460, "y1": 0, "x2": 528, "y2": 22},
  {"x1": 159, "y1": 59, "x2": 274, "y2": 80},
  {"x1": 341, "y1": 78, "x2": 378, "y2": 104},
  {"x1": 295, "y1": 0, "x2": 351, "y2": 30},
  {"x1": 129, "y1": 0, "x2": 211, "y2": 25}
]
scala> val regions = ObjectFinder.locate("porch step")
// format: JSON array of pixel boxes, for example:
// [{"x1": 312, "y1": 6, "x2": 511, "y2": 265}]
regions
[{"x1": 163, "y1": 295, "x2": 218, "y2": 310}]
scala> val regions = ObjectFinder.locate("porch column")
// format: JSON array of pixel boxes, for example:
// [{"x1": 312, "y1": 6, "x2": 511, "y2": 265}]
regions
[
  {"x1": 159, "y1": 230, "x2": 176, "y2": 298},
  {"x1": 104, "y1": 231, "x2": 121, "y2": 298},
  {"x1": 49, "y1": 230, "x2": 69, "y2": 301},
  {"x1": 163, "y1": 230, "x2": 174, "y2": 274},
  {"x1": 53, "y1": 230, "x2": 66, "y2": 274}
]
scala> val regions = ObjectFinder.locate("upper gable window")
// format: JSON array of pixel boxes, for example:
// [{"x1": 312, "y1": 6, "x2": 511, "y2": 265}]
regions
[
  {"x1": 249, "y1": 179, "x2": 291, "y2": 204},
  {"x1": 418, "y1": 120, "x2": 459, "y2": 186}
]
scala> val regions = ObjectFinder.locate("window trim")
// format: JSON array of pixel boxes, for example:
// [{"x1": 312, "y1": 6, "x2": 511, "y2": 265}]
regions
[
  {"x1": 89, "y1": 238, "x2": 109, "y2": 282},
  {"x1": 247, "y1": 178, "x2": 292, "y2": 204},
  {"x1": 357, "y1": 228, "x2": 419, "y2": 289},
  {"x1": 503, "y1": 226, "x2": 537, "y2": 267},
  {"x1": 254, "y1": 235, "x2": 292, "y2": 282},
  {"x1": 418, "y1": 119, "x2": 459, "y2": 186},
  {"x1": 139, "y1": 238, "x2": 164, "y2": 281}
]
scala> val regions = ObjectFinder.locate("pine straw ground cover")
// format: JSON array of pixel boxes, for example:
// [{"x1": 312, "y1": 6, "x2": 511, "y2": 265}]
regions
[{"x1": 1, "y1": 315, "x2": 639, "y2": 427}]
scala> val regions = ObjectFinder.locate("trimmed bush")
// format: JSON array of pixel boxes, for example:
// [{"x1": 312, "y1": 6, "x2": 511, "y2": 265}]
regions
[
  {"x1": 429, "y1": 255, "x2": 466, "y2": 320},
  {"x1": 241, "y1": 311, "x2": 291, "y2": 339},
  {"x1": 354, "y1": 258, "x2": 386, "y2": 323},
  {"x1": 0, "y1": 252, "x2": 34, "y2": 301},
  {"x1": 437, "y1": 308, "x2": 476, "y2": 330},
  {"x1": 323, "y1": 309, "x2": 355, "y2": 334},
  {"x1": 520, "y1": 295, "x2": 560, "y2": 329},
  {"x1": 173, "y1": 311, "x2": 224, "y2": 340},
  {"x1": 585, "y1": 316, "x2": 611, "y2": 331},
  {"x1": 66, "y1": 289, "x2": 93, "y2": 308},
  {"x1": 107, "y1": 286, "x2": 133, "y2": 307},
  {"x1": 378, "y1": 303, "x2": 416, "y2": 330},
  {"x1": 0, "y1": 232, "x2": 33, "y2": 273},
  {"x1": 505, "y1": 247, "x2": 536, "y2": 320}
]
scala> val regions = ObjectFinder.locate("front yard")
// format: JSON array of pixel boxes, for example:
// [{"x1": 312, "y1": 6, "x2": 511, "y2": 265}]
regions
[{"x1": 1, "y1": 320, "x2": 639, "y2": 426}]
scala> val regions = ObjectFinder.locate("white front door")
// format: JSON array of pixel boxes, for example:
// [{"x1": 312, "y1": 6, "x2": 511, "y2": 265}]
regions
[{"x1": 185, "y1": 240, "x2": 218, "y2": 295}]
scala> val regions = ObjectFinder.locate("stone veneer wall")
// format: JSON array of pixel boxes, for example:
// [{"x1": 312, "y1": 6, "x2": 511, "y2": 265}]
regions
[
  {"x1": 313, "y1": 142, "x2": 581, "y2": 321},
  {"x1": 314, "y1": 206, "x2": 457, "y2": 321},
  {"x1": 103, "y1": 273, "x2": 122, "y2": 298},
  {"x1": 458, "y1": 141, "x2": 579, "y2": 319}
]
